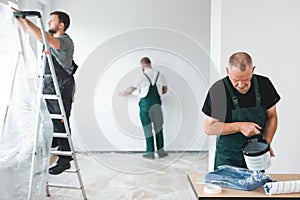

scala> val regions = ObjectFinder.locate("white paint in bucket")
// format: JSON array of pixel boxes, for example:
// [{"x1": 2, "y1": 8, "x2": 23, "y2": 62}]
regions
[{"x1": 242, "y1": 138, "x2": 271, "y2": 171}]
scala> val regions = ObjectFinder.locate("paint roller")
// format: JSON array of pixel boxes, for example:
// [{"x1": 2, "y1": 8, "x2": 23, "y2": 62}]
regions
[{"x1": 264, "y1": 180, "x2": 300, "y2": 195}]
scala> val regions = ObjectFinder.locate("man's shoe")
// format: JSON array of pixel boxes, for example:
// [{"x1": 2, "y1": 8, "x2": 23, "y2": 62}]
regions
[
  {"x1": 49, "y1": 162, "x2": 71, "y2": 175},
  {"x1": 157, "y1": 149, "x2": 168, "y2": 158},
  {"x1": 142, "y1": 153, "x2": 155, "y2": 159}
]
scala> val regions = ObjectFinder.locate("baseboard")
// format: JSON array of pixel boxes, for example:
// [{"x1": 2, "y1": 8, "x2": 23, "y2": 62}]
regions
[{"x1": 75, "y1": 150, "x2": 208, "y2": 154}]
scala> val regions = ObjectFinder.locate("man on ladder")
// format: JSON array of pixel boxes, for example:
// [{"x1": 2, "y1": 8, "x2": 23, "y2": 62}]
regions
[{"x1": 15, "y1": 10, "x2": 76, "y2": 175}]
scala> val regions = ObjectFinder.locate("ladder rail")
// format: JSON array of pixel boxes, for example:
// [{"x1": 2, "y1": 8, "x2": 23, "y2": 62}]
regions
[
  {"x1": 0, "y1": 52, "x2": 20, "y2": 136},
  {"x1": 1, "y1": 24, "x2": 25, "y2": 136},
  {"x1": 39, "y1": 21, "x2": 70, "y2": 135},
  {"x1": 27, "y1": 18, "x2": 47, "y2": 200}
]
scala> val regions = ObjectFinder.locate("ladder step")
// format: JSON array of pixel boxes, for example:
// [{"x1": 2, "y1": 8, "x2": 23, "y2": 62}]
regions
[
  {"x1": 47, "y1": 182, "x2": 83, "y2": 190},
  {"x1": 65, "y1": 168, "x2": 79, "y2": 173},
  {"x1": 53, "y1": 132, "x2": 69, "y2": 138},
  {"x1": 51, "y1": 150, "x2": 73, "y2": 156},
  {"x1": 44, "y1": 74, "x2": 52, "y2": 78},
  {"x1": 49, "y1": 114, "x2": 64, "y2": 119},
  {"x1": 43, "y1": 94, "x2": 59, "y2": 100}
]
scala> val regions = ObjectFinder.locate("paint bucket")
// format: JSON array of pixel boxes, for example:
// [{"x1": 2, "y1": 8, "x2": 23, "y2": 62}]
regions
[{"x1": 242, "y1": 138, "x2": 271, "y2": 171}]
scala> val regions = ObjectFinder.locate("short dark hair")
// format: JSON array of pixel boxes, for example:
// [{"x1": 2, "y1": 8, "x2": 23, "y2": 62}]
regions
[
  {"x1": 50, "y1": 11, "x2": 70, "y2": 31},
  {"x1": 140, "y1": 57, "x2": 151, "y2": 65},
  {"x1": 229, "y1": 52, "x2": 253, "y2": 71}
]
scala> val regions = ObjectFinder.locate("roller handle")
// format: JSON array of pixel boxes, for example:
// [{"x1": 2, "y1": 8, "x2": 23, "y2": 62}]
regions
[{"x1": 13, "y1": 11, "x2": 41, "y2": 18}]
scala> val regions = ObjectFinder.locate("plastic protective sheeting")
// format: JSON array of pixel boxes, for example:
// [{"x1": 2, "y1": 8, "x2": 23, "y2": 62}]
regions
[
  {"x1": 205, "y1": 166, "x2": 273, "y2": 191},
  {"x1": 0, "y1": 4, "x2": 52, "y2": 200}
]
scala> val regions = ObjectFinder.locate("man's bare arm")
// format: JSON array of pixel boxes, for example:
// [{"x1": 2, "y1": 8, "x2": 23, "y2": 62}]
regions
[
  {"x1": 13, "y1": 10, "x2": 60, "y2": 49},
  {"x1": 203, "y1": 115, "x2": 261, "y2": 137},
  {"x1": 119, "y1": 87, "x2": 136, "y2": 96}
]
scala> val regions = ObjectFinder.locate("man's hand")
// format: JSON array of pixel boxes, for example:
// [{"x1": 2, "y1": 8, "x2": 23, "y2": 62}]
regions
[
  {"x1": 238, "y1": 122, "x2": 262, "y2": 137},
  {"x1": 118, "y1": 87, "x2": 136, "y2": 96},
  {"x1": 269, "y1": 146, "x2": 275, "y2": 157},
  {"x1": 119, "y1": 91, "x2": 127, "y2": 96}
]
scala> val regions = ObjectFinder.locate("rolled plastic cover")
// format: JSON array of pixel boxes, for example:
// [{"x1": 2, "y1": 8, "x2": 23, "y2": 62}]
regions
[
  {"x1": 0, "y1": 3, "x2": 52, "y2": 200},
  {"x1": 203, "y1": 184, "x2": 222, "y2": 194}
]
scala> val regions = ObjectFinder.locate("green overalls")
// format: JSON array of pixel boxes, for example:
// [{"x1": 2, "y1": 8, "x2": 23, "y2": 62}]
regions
[
  {"x1": 139, "y1": 72, "x2": 164, "y2": 154},
  {"x1": 214, "y1": 75, "x2": 266, "y2": 170}
]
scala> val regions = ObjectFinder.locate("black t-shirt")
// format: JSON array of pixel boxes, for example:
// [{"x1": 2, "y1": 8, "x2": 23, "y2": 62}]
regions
[{"x1": 202, "y1": 74, "x2": 280, "y2": 122}]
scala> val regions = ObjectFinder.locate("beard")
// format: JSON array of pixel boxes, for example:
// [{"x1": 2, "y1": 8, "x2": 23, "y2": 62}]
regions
[
  {"x1": 48, "y1": 26, "x2": 59, "y2": 34},
  {"x1": 48, "y1": 29, "x2": 56, "y2": 34}
]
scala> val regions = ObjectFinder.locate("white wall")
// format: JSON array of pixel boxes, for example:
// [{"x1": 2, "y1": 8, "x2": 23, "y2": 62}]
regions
[
  {"x1": 7, "y1": 0, "x2": 299, "y2": 173},
  {"x1": 219, "y1": 0, "x2": 300, "y2": 173},
  {"x1": 50, "y1": 0, "x2": 212, "y2": 152}
]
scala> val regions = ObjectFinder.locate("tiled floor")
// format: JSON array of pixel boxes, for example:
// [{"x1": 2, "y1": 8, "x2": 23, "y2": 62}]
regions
[{"x1": 47, "y1": 152, "x2": 208, "y2": 200}]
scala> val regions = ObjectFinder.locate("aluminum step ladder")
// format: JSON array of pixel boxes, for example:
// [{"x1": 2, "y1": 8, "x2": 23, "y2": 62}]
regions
[{"x1": 13, "y1": 11, "x2": 87, "y2": 200}]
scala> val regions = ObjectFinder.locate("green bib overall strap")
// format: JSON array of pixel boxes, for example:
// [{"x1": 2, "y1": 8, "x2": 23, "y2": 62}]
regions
[
  {"x1": 223, "y1": 75, "x2": 261, "y2": 108},
  {"x1": 214, "y1": 75, "x2": 266, "y2": 170},
  {"x1": 139, "y1": 72, "x2": 161, "y2": 105},
  {"x1": 143, "y1": 71, "x2": 160, "y2": 86}
]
